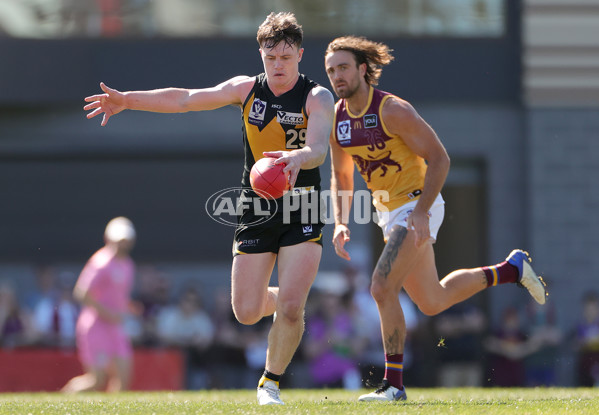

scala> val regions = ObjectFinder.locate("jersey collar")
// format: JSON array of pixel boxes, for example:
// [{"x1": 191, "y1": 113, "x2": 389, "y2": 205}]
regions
[{"x1": 344, "y1": 85, "x2": 374, "y2": 118}]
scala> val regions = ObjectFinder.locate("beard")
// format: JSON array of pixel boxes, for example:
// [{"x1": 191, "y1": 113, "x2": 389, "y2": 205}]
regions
[{"x1": 334, "y1": 80, "x2": 360, "y2": 99}]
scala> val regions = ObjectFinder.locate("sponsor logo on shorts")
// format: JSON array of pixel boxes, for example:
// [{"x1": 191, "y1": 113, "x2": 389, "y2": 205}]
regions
[
  {"x1": 239, "y1": 239, "x2": 259, "y2": 247},
  {"x1": 277, "y1": 111, "x2": 304, "y2": 125},
  {"x1": 302, "y1": 225, "x2": 313, "y2": 234},
  {"x1": 290, "y1": 186, "x2": 315, "y2": 195},
  {"x1": 407, "y1": 189, "x2": 422, "y2": 200}
]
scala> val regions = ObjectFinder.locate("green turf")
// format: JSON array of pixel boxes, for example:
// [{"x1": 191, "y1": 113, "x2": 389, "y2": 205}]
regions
[{"x1": 0, "y1": 388, "x2": 597, "y2": 414}]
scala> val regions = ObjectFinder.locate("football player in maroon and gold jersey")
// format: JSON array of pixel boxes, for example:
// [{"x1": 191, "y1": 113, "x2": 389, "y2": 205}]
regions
[{"x1": 325, "y1": 36, "x2": 546, "y2": 402}]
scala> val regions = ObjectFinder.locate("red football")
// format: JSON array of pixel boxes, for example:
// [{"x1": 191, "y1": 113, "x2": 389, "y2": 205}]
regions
[{"x1": 250, "y1": 157, "x2": 289, "y2": 199}]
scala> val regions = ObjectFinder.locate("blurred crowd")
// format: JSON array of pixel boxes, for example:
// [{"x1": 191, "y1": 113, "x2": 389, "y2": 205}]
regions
[{"x1": 1, "y1": 264, "x2": 598, "y2": 389}]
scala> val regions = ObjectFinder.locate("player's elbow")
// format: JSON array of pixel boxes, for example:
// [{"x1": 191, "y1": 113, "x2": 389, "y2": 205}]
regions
[
  {"x1": 436, "y1": 150, "x2": 450, "y2": 172},
  {"x1": 442, "y1": 152, "x2": 450, "y2": 171},
  {"x1": 427, "y1": 150, "x2": 450, "y2": 178},
  {"x1": 171, "y1": 89, "x2": 197, "y2": 113},
  {"x1": 177, "y1": 95, "x2": 193, "y2": 113}
]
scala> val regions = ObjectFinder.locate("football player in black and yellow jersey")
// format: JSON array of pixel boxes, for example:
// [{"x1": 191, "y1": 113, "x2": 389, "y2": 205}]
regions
[
  {"x1": 84, "y1": 12, "x2": 334, "y2": 405},
  {"x1": 324, "y1": 36, "x2": 546, "y2": 402}
]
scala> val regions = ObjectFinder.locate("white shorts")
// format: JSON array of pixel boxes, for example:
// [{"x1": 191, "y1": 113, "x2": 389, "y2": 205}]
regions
[{"x1": 375, "y1": 193, "x2": 445, "y2": 242}]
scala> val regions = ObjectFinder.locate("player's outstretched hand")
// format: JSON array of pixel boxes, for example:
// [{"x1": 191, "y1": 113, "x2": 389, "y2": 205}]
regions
[
  {"x1": 332, "y1": 224, "x2": 351, "y2": 260},
  {"x1": 263, "y1": 150, "x2": 302, "y2": 188},
  {"x1": 84, "y1": 82, "x2": 126, "y2": 126}
]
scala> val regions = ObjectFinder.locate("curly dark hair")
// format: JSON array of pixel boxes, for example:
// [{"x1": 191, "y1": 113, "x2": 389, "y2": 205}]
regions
[
  {"x1": 325, "y1": 36, "x2": 394, "y2": 86},
  {"x1": 256, "y1": 12, "x2": 303, "y2": 50}
]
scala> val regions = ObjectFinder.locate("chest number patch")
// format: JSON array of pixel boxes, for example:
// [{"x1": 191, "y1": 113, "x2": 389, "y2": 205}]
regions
[{"x1": 286, "y1": 128, "x2": 307, "y2": 149}]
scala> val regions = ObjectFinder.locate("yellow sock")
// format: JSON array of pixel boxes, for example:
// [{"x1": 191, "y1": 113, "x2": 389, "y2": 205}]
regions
[{"x1": 258, "y1": 375, "x2": 279, "y2": 388}]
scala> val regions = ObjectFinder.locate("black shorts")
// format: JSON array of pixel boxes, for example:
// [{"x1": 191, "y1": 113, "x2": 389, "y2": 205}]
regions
[{"x1": 233, "y1": 221, "x2": 324, "y2": 256}]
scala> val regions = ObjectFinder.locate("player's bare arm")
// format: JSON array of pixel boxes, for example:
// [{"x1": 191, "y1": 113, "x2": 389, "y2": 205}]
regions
[
  {"x1": 264, "y1": 85, "x2": 335, "y2": 187},
  {"x1": 84, "y1": 76, "x2": 254, "y2": 126},
  {"x1": 329, "y1": 130, "x2": 355, "y2": 260},
  {"x1": 383, "y1": 97, "x2": 450, "y2": 246},
  {"x1": 300, "y1": 86, "x2": 336, "y2": 167}
]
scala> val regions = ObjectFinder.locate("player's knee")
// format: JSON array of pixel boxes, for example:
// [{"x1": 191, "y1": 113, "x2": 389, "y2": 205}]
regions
[
  {"x1": 370, "y1": 278, "x2": 394, "y2": 304},
  {"x1": 276, "y1": 299, "x2": 304, "y2": 324},
  {"x1": 416, "y1": 298, "x2": 444, "y2": 316},
  {"x1": 232, "y1": 303, "x2": 262, "y2": 325}
]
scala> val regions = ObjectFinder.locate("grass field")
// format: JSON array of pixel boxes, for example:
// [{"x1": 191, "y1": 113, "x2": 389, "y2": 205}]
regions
[{"x1": 0, "y1": 388, "x2": 597, "y2": 414}]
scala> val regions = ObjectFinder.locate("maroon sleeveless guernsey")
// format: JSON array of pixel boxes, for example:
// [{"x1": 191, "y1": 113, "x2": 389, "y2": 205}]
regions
[{"x1": 333, "y1": 86, "x2": 427, "y2": 211}]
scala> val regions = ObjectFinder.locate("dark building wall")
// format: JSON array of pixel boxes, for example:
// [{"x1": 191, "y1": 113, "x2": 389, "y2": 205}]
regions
[
  {"x1": 0, "y1": 36, "x2": 520, "y2": 105},
  {"x1": 528, "y1": 108, "x2": 599, "y2": 330}
]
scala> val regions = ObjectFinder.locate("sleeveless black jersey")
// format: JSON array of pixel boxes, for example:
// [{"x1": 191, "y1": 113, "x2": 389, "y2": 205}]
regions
[
  {"x1": 240, "y1": 73, "x2": 321, "y2": 191},
  {"x1": 236, "y1": 73, "x2": 322, "y2": 225}
]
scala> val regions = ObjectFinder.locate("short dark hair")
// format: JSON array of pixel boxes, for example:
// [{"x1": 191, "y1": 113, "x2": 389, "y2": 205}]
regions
[
  {"x1": 325, "y1": 36, "x2": 394, "y2": 86},
  {"x1": 256, "y1": 12, "x2": 303, "y2": 49}
]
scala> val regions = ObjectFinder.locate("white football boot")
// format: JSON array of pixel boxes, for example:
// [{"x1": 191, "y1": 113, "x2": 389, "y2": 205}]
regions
[
  {"x1": 358, "y1": 380, "x2": 407, "y2": 402},
  {"x1": 506, "y1": 249, "x2": 547, "y2": 304},
  {"x1": 257, "y1": 380, "x2": 284, "y2": 405}
]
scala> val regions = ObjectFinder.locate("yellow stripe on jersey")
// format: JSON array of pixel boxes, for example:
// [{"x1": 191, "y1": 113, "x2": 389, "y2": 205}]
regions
[{"x1": 345, "y1": 86, "x2": 374, "y2": 118}]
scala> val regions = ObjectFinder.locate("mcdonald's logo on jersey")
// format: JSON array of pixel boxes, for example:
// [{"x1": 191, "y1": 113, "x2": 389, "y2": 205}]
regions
[{"x1": 353, "y1": 120, "x2": 362, "y2": 129}]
